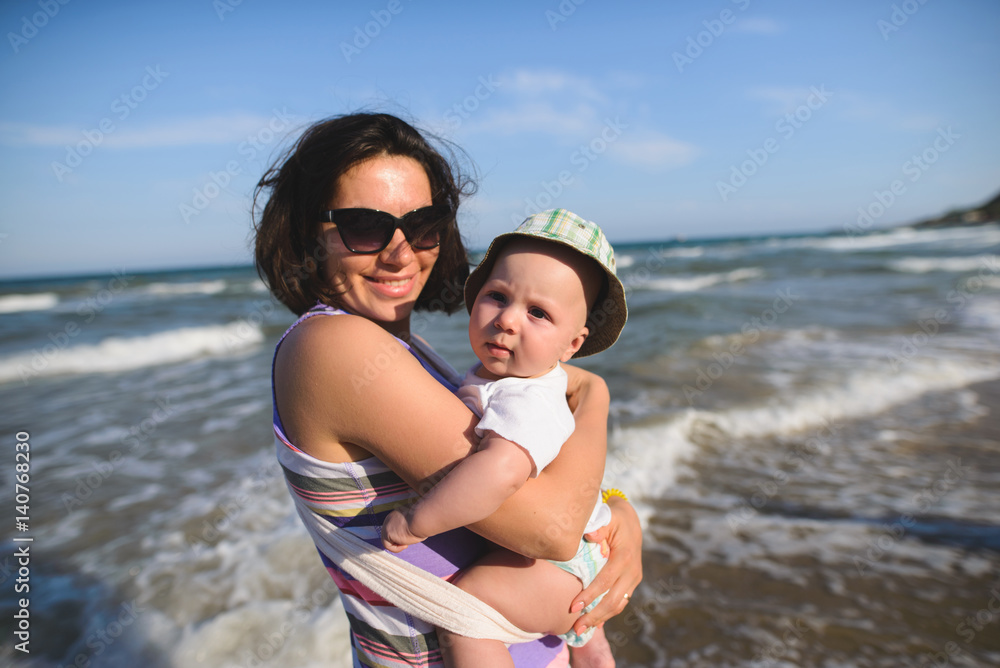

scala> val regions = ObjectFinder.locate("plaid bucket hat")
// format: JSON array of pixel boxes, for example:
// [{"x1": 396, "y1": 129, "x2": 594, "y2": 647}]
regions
[{"x1": 464, "y1": 209, "x2": 628, "y2": 357}]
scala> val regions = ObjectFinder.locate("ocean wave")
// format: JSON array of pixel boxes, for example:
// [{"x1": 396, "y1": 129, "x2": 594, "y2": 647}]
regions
[
  {"x1": 770, "y1": 225, "x2": 1000, "y2": 253},
  {"x1": 615, "y1": 254, "x2": 636, "y2": 268},
  {"x1": 0, "y1": 292, "x2": 59, "y2": 313},
  {"x1": 621, "y1": 246, "x2": 707, "y2": 267},
  {"x1": 962, "y1": 297, "x2": 1000, "y2": 329},
  {"x1": 141, "y1": 280, "x2": 228, "y2": 296},
  {"x1": 606, "y1": 356, "x2": 1000, "y2": 506},
  {"x1": 0, "y1": 322, "x2": 264, "y2": 383},
  {"x1": 888, "y1": 255, "x2": 995, "y2": 274},
  {"x1": 45, "y1": 447, "x2": 356, "y2": 667},
  {"x1": 706, "y1": 357, "x2": 999, "y2": 442},
  {"x1": 660, "y1": 246, "x2": 705, "y2": 258},
  {"x1": 603, "y1": 412, "x2": 702, "y2": 519},
  {"x1": 642, "y1": 267, "x2": 764, "y2": 292}
]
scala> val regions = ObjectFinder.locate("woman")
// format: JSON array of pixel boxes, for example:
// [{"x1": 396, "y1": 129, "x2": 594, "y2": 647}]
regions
[{"x1": 253, "y1": 113, "x2": 642, "y2": 667}]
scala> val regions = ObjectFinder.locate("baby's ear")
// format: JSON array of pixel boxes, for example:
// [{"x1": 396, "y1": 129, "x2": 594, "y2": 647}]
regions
[{"x1": 560, "y1": 327, "x2": 589, "y2": 362}]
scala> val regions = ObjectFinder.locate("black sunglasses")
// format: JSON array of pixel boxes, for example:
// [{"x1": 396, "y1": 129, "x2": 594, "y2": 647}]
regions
[{"x1": 320, "y1": 206, "x2": 452, "y2": 254}]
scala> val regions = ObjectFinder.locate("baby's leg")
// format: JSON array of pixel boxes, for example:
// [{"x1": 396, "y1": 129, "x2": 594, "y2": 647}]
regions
[
  {"x1": 437, "y1": 630, "x2": 513, "y2": 668},
  {"x1": 439, "y1": 548, "x2": 587, "y2": 667},
  {"x1": 569, "y1": 626, "x2": 615, "y2": 668}
]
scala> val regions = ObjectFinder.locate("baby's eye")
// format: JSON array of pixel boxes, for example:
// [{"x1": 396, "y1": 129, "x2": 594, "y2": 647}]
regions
[
  {"x1": 528, "y1": 307, "x2": 549, "y2": 320},
  {"x1": 485, "y1": 291, "x2": 507, "y2": 304}
]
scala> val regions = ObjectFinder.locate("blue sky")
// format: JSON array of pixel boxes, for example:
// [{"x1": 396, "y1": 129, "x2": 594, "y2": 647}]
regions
[{"x1": 1, "y1": 0, "x2": 998, "y2": 278}]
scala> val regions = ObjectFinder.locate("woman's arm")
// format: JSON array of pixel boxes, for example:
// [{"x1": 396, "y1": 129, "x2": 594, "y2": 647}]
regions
[
  {"x1": 274, "y1": 314, "x2": 605, "y2": 559},
  {"x1": 383, "y1": 435, "x2": 534, "y2": 551}
]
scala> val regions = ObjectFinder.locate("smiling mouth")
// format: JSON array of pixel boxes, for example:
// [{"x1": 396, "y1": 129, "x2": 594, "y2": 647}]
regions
[{"x1": 367, "y1": 276, "x2": 413, "y2": 286}]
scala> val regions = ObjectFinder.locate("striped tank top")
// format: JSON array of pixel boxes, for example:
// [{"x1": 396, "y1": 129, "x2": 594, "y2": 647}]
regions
[{"x1": 273, "y1": 304, "x2": 567, "y2": 667}]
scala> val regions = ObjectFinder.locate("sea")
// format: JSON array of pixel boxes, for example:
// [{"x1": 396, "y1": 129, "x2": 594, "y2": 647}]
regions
[{"x1": 1, "y1": 223, "x2": 999, "y2": 668}]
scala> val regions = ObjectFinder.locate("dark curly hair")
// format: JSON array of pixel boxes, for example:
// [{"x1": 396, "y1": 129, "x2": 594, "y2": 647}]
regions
[{"x1": 252, "y1": 113, "x2": 476, "y2": 316}]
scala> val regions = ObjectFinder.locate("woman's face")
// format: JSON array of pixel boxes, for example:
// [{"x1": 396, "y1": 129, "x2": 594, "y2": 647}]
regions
[{"x1": 320, "y1": 154, "x2": 439, "y2": 336}]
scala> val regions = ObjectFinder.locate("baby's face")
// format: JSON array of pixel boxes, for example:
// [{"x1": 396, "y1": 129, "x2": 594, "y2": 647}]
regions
[{"x1": 468, "y1": 246, "x2": 590, "y2": 380}]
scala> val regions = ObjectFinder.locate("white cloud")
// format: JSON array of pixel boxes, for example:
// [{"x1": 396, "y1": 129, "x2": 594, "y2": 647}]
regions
[
  {"x1": 812, "y1": 90, "x2": 942, "y2": 132},
  {"x1": 0, "y1": 112, "x2": 299, "y2": 149},
  {"x1": 608, "y1": 132, "x2": 700, "y2": 168},
  {"x1": 465, "y1": 102, "x2": 597, "y2": 136},
  {"x1": 501, "y1": 69, "x2": 605, "y2": 102},
  {"x1": 453, "y1": 68, "x2": 637, "y2": 137},
  {"x1": 747, "y1": 83, "x2": 843, "y2": 116}
]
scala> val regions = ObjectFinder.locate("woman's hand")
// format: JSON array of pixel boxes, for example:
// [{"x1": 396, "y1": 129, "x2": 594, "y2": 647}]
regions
[{"x1": 570, "y1": 494, "x2": 643, "y2": 636}]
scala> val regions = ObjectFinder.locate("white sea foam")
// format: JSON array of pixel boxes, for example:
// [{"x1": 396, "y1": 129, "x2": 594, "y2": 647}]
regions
[
  {"x1": 961, "y1": 296, "x2": 1000, "y2": 329},
  {"x1": 56, "y1": 447, "x2": 355, "y2": 668},
  {"x1": 603, "y1": 412, "x2": 702, "y2": 522},
  {"x1": 706, "y1": 357, "x2": 999, "y2": 442},
  {"x1": 141, "y1": 280, "x2": 228, "y2": 296},
  {"x1": 0, "y1": 322, "x2": 264, "y2": 383},
  {"x1": 660, "y1": 246, "x2": 706, "y2": 258},
  {"x1": 771, "y1": 224, "x2": 1000, "y2": 253},
  {"x1": 0, "y1": 292, "x2": 58, "y2": 313},
  {"x1": 888, "y1": 255, "x2": 995, "y2": 274},
  {"x1": 643, "y1": 267, "x2": 764, "y2": 292},
  {"x1": 615, "y1": 254, "x2": 636, "y2": 268},
  {"x1": 607, "y1": 355, "x2": 1000, "y2": 508}
]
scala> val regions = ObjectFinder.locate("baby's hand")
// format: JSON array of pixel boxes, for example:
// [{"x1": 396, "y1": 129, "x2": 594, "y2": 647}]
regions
[{"x1": 382, "y1": 508, "x2": 426, "y2": 553}]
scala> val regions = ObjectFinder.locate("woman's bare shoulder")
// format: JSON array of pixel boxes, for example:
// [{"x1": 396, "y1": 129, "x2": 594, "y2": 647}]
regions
[
  {"x1": 274, "y1": 311, "x2": 477, "y2": 481},
  {"x1": 278, "y1": 312, "x2": 405, "y2": 373}
]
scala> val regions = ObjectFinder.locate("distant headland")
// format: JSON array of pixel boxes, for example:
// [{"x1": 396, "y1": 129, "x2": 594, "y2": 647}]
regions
[{"x1": 905, "y1": 188, "x2": 1000, "y2": 229}]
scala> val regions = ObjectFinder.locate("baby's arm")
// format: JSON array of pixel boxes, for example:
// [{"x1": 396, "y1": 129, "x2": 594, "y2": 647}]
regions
[{"x1": 382, "y1": 432, "x2": 534, "y2": 552}]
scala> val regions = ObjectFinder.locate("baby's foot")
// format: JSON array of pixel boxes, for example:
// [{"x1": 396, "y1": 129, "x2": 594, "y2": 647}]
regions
[{"x1": 569, "y1": 626, "x2": 615, "y2": 668}]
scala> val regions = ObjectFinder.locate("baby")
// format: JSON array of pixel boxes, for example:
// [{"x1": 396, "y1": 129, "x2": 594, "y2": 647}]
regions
[{"x1": 382, "y1": 209, "x2": 628, "y2": 666}]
